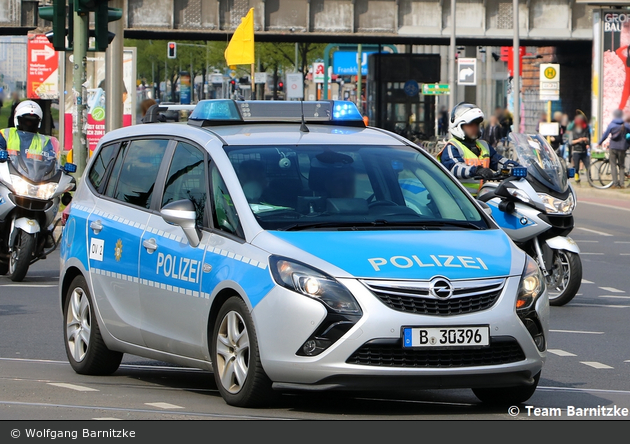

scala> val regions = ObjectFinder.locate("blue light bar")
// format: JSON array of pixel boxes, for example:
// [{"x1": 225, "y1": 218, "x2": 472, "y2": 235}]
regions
[
  {"x1": 567, "y1": 168, "x2": 575, "y2": 179},
  {"x1": 64, "y1": 162, "x2": 77, "y2": 173},
  {"x1": 189, "y1": 100, "x2": 242, "y2": 122},
  {"x1": 331, "y1": 101, "x2": 363, "y2": 122},
  {"x1": 511, "y1": 167, "x2": 528, "y2": 178},
  {"x1": 0, "y1": 150, "x2": 7, "y2": 162}
]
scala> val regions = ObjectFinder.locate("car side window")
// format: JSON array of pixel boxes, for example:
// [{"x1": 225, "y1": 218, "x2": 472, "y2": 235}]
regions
[
  {"x1": 210, "y1": 164, "x2": 243, "y2": 238},
  {"x1": 161, "y1": 142, "x2": 207, "y2": 227},
  {"x1": 105, "y1": 139, "x2": 169, "y2": 209},
  {"x1": 88, "y1": 143, "x2": 117, "y2": 193}
]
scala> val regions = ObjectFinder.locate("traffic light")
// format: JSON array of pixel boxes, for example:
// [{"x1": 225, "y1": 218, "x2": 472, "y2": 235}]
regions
[
  {"x1": 94, "y1": 0, "x2": 123, "y2": 52},
  {"x1": 230, "y1": 79, "x2": 236, "y2": 92},
  {"x1": 167, "y1": 42, "x2": 177, "y2": 59},
  {"x1": 278, "y1": 81, "x2": 284, "y2": 92},
  {"x1": 38, "y1": 1, "x2": 66, "y2": 51}
]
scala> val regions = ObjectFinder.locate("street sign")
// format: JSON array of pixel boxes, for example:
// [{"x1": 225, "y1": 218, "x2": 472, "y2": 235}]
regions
[
  {"x1": 27, "y1": 34, "x2": 58, "y2": 99},
  {"x1": 404, "y1": 80, "x2": 419, "y2": 97},
  {"x1": 313, "y1": 62, "x2": 325, "y2": 83},
  {"x1": 211, "y1": 74, "x2": 224, "y2": 84},
  {"x1": 422, "y1": 83, "x2": 450, "y2": 95},
  {"x1": 285, "y1": 73, "x2": 304, "y2": 99},
  {"x1": 457, "y1": 58, "x2": 477, "y2": 86},
  {"x1": 254, "y1": 72, "x2": 267, "y2": 84},
  {"x1": 540, "y1": 63, "x2": 560, "y2": 101},
  {"x1": 332, "y1": 51, "x2": 375, "y2": 76}
]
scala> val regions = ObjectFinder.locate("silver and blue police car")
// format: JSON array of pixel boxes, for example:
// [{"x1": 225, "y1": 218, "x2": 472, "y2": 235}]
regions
[{"x1": 59, "y1": 100, "x2": 548, "y2": 407}]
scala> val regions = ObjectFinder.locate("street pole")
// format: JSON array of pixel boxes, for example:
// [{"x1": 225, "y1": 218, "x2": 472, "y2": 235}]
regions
[
  {"x1": 105, "y1": 0, "x2": 124, "y2": 133},
  {"x1": 448, "y1": 0, "x2": 456, "y2": 112},
  {"x1": 357, "y1": 44, "x2": 362, "y2": 112},
  {"x1": 72, "y1": 7, "x2": 88, "y2": 177},
  {"x1": 513, "y1": 0, "x2": 520, "y2": 133}
]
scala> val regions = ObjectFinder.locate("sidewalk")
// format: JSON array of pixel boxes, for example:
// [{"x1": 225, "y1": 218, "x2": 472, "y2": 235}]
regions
[{"x1": 571, "y1": 179, "x2": 630, "y2": 211}]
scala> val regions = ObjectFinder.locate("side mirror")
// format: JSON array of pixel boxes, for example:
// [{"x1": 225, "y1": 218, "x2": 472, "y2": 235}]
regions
[
  {"x1": 477, "y1": 200, "x2": 494, "y2": 219},
  {"x1": 567, "y1": 168, "x2": 575, "y2": 179},
  {"x1": 64, "y1": 162, "x2": 77, "y2": 173},
  {"x1": 61, "y1": 192, "x2": 72, "y2": 206},
  {"x1": 161, "y1": 199, "x2": 201, "y2": 247}
]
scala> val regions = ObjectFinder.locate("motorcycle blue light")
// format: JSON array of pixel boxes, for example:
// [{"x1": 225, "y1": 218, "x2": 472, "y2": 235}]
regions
[
  {"x1": 332, "y1": 101, "x2": 363, "y2": 121},
  {"x1": 64, "y1": 162, "x2": 77, "y2": 173},
  {"x1": 511, "y1": 167, "x2": 528, "y2": 178},
  {"x1": 567, "y1": 168, "x2": 575, "y2": 178},
  {"x1": 0, "y1": 150, "x2": 7, "y2": 162}
]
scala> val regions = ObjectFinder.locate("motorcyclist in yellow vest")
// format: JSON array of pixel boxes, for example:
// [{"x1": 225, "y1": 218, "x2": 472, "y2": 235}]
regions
[
  {"x1": 0, "y1": 100, "x2": 59, "y2": 160},
  {"x1": 437, "y1": 102, "x2": 519, "y2": 196}
]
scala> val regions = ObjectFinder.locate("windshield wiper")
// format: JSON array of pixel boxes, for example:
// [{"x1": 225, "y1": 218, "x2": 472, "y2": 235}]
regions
[{"x1": 278, "y1": 219, "x2": 485, "y2": 231}]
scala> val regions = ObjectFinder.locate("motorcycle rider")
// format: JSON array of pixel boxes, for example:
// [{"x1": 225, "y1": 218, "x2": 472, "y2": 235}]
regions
[{"x1": 438, "y1": 102, "x2": 519, "y2": 196}]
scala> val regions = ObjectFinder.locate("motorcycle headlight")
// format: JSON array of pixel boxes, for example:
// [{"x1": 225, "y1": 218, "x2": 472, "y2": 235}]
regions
[
  {"x1": 10, "y1": 175, "x2": 58, "y2": 200},
  {"x1": 537, "y1": 193, "x2": 575, "y2": 215},
  {"x1": 269, "y1": 256, "x2": 362, "y2": 315},
  {"x1": 516, "y1": 256, "x2": 546, "y2": 312},
  {"x1": 506, "y1": 187, "x2": 532, "y2": 204}
]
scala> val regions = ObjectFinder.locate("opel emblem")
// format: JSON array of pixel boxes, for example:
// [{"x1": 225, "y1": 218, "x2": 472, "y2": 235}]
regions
[{"x1": 430, "y1": 277, "x2": 453, "y2": 299}]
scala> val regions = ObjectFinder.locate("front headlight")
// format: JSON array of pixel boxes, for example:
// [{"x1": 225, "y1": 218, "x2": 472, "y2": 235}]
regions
[
  {"x1": 269, "y1": 256, "x2": 362, "y2": 315},
  {"x1": 516, "y1": 255, "x2": 545, "y2": 311},
  {"x1": 10, "y1": 175, "x2": 58, "y2": 200},
  {"x1": 506, "y1": 187, "x2": 532, "y2": 204},
  {"x1": 537, "y1": 193, "x2": 575, "y2": 215}
]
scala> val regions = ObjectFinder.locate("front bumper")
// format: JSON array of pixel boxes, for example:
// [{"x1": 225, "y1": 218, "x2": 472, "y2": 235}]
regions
[{"x1": 252, "y1": 276, "x2": 548, "y2": 389}]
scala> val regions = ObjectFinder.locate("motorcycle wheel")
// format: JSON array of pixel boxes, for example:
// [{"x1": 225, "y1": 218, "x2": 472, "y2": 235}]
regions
[
  {"x1": 546, "y1": 250, "x2": 582, "y2": 307},
  {"x1": 9, "y1": 231, "x2": 35, "y2": 282}
]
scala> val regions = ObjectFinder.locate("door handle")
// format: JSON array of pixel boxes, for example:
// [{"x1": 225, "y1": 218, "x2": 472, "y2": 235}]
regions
[
  {"x1": 90, "y1": 220, "x2": 103, "y2": 234},
  {"x1": 143, "y1": 238, "x2": 158, "y2": 254}
]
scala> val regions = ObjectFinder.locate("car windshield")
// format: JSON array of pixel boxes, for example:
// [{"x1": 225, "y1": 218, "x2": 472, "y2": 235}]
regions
[{"x1": 225, "y1": 145, "x2": 488, "y2": 231}]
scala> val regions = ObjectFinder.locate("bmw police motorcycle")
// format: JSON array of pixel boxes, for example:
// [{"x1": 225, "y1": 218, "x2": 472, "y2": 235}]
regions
[
  {"x1": 0, "y1": 101, "x2": 76, "y2": 281},
  {"x1": 477, "y1": 133, "x2": 581, "y2": 306}
]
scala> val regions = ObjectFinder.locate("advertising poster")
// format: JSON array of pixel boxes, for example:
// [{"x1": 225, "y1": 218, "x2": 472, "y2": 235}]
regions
[
  {"x1": 180, "y1": 72, "x2": 191, "y2": 105},
  {"x1": 26, "y1": 34, "x2": 58, "y2": 99},
  {"x1": 601, "y1": 10, "x2": 630, "y2": 134},
  {"x1": 64, "y1": 48, "x2": 136, "y2": 153}
]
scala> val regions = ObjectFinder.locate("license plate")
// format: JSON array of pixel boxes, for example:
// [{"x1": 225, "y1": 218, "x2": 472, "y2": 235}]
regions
[{"x1": 402, "y1": 326, "x2": 490, "y2": 348}]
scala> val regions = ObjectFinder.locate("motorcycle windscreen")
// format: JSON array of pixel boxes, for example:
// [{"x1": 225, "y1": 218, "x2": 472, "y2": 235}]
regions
[
  {"x1": 8, "y1": 134, "x2": 60, "y2": 183},
  {"x1": 509, "y1": 133, "x2": 568, "y2": 193}
]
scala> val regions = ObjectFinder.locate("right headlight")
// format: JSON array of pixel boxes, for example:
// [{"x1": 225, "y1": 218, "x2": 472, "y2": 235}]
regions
[
  {"x1": 269, "y1": 256, "x2": 362, "y2": 315},
  {"x1": 516, "y1": 255, "x2": 546, "y2": 312},
  {"x1": 537, "y1": 192, "x2": 575, "y2": 215}
]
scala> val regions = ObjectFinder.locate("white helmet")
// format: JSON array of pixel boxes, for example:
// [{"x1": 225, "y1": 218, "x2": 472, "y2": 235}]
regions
[
  {"x1": 14, "y1": 100, "x2": 43, "y2": 129},
  {"x1": 449, "y1": 102, "x2": 484, "y2": 140}
]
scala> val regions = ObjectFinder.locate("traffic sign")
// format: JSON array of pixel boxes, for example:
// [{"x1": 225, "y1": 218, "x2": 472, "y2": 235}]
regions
[
  {"x1": 457, "y1": 58, "x2": 477, "y2": 86},
  {"x1": 254, "y1": 72, "x2": 267, "y2": 84},
  {"x1": 422, "y1": 83, "x2": 450, "y2": 95},
  {"x1": 404, "y1": 80, "x2": 419, "y2": 97},
  {"x1": 540, "y1": 63, "x2": 560, "y2": 101},
  {"x1": 285, "y1": 73, "x2": 304, "y2": 99},
  {"x1": 27, "y1": 34, "x2": 58, "y2": 99}
]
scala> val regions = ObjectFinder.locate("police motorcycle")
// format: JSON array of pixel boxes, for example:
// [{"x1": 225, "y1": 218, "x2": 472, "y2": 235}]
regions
[
  {"x1": 477, "y1": 133, "x2": 581, "y2": 306},
  {"x1": 0, "y1": 142, "x2": 76, "y2": 282}
]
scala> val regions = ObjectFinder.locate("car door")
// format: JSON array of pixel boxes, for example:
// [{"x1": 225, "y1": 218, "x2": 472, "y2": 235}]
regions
[
  {"x1": 138, "y1": 141, "x2": 212, "y2": 358},
  {"x1": 87, "y1": 138, "x2": 170, "y2": 346}
]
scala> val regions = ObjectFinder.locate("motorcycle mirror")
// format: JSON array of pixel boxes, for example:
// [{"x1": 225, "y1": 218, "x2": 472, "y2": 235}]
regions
[
  {"x1": 64, "y1": 163, "x2": 77, "y2": 173},
  {"x1": 61, "y1": 192, "x2": 72, "y2": 206},
  {"x1": 0, "y1": 149, "x2": 8, "y2": 162},
  {"x1": 511, "y1": 167, "x2": 528, "y2": 178},
  {"x1": 567, "y1": 168, "x2": 576, "y2": 179}
]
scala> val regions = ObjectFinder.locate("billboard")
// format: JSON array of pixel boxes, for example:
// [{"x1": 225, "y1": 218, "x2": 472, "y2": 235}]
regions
[{"x1": 26, "y1": 34, "x2": 58, "y2": 99}]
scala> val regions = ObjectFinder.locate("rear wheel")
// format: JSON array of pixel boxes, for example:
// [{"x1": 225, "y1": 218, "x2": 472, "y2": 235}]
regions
[
  {"x1": 473, "y1": 372, "x2": 540, "y2": 404},
  {"x1": 547, "y1": 250, "x2": 582, "y2": 307},
  {"x1": 9, "y1": 231, "x2": 35, "y2": 282}
]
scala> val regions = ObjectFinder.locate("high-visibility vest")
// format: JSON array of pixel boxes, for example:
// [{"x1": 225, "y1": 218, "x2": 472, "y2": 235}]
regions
[
  {"x1": 437, "y1": 138, "x2": 491, "y2": 195},
  {"x1": 0, "y1": 128, "x2": 50, "y2": 159}
]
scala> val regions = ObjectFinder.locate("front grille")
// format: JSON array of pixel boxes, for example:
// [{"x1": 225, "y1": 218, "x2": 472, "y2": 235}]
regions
[
  {"x1": 9, "y1": 195, "x2": 53, "y2": 211},
  {"x1": 346, "y1": 337, "x2": 525, "y2": 368},
  {"x1": 361, "y1": 278, "x2": 505, "y2": 316}
]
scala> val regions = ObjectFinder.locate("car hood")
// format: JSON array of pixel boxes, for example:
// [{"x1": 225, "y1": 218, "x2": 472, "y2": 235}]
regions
[{"x1": 266, "y1": 229, "x2": 522, "y2": 280}]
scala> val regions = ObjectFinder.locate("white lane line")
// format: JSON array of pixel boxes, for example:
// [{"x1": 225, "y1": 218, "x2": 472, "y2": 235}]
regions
[
  {"x1": 625, "y1": 360, "x2": 630, "y2": 363},
  {"x1": 581, "y1": 253, "x2": 604, "y2": 255},
  {"x1": 581, "y1": 279, "x2": 594, "y2": 284},
  {"x1": 144, "y1": 402, "x2": 184, "y2": 410},
  {"x1": 0, "y1": 284, "x2": 58, "y2": 288},
  {"x1": 48, "y1": 382, "x2": 99, "y2": 392},
  {"x1": 615, "y1": 241, "x2": 630, "y2": 244},
  {"x1": 581, "y1": 361, "x2": 614, "y2": 369},
  {"x1": 93, "y1": 418, "x2": 122, "y2": 421},
  {"x1": 599, "y1": 295, "x2": 630, "y2": 300},
  {"x1": 621, "y1": 254, "x2": 630, "y2": 256},
  {"x1": 570, "y1": 303, "x2": 630, "y2": 308},
  {"x1": 599, "y1": 286, "x2": 625, "y2": 293},
  {"x1": 575, "y1": 240, "x2": 599, "y2": 243},
  {"x1": 548, "y1": 349, "x2": 577, "y2": 357},
  {"x1": 576, "y1": 227, "x2": 613, "y2": 236},
  {"x1": 538, "y1": 386, "x2": 630, "y2": 395},
  {"x1": 550, "y1": 329, "x2": 604, "y2": 335},
  {"x1": 579, "y1": 200, "x2": 630, "y2": 213},
  {"x1": 0, "y1": 357, "x2": 203, "y2": 373}
]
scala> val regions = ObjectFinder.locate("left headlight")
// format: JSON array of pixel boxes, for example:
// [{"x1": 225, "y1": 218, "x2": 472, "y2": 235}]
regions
[
  {"x1": 516, "y1": 255, "x2": 546, "y2": 311},
  {"x1": 537, "y1": 192, "x2": 575, "y2": 215},
  {"x1": 10, "y1": 175, "x2": 58, "y2": 200},
  {"x1": 269, "y1": 256, "x2": 362, "y2": 315}
]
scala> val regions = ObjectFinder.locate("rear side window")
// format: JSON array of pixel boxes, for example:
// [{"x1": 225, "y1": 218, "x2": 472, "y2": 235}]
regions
[
  {"x1": 105, "y1": 139, "x2": 169, "y2": 209},
  {"x1": 88, "y1": 143, "x2": 117, "y2": 192}
]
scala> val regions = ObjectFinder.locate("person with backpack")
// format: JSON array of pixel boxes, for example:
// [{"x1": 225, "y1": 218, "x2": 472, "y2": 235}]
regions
[{"x1": 597, "y1": 109, "x2": 630, "y2": 188}]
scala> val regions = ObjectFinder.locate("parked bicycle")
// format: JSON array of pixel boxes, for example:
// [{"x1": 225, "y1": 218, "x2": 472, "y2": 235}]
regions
[{"x1": 587, "y1": 147, "x2": 630, "y2": 189}]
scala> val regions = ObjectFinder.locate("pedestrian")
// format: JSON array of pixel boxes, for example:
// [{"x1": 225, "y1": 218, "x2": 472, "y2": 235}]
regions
[
  {"x1": 7, "y1": 92, "x2": 20, "y2": 128},
  {"x1": 438, "y1": 106, "x2": 448, "y2": 136},
  {"x1": 597, "y1": 109, "x2": 630, "y2": 188},
  {"x1": 497, "y1": 107, "x2": 513, "y2": 139},
  {"x1": 481, "y1": 115, "x2": 502, "y2": 148},
  {"x1": 535, "y1": 112, "x2": 547, "y2": 133},
  {"x1": 569, "y1": 114, "x2": 591, "y2": 183},
  {"x1": 140, "y1": 98, "x2": 157, "y2": 118},
  {"x1": 549, "y1": 111, "x2": 567, "y2": 155}
]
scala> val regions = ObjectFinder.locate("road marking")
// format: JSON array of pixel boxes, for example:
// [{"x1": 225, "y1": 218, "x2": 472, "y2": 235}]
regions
[
  {"x1": 570, "y1": 303, "x2": 630, "y2": 308},
  {"x1": 615, "y1": 241, "x2": 630, "y2": 244},
  {"x1": 621, "y1": 254, "x2": 630, "y2": 256},
  {"x1": 600, "y1": 295, "x2": 630, "y2": 299},
  {"x1": 579, "y1": 200, "x2": 630, "y2": 213},
  {"x1": 548, "y1": 349, "x2": 577, "y2": 356},
  {"x1": 581, "y1": 279, "x2": 594, "y2": 284},
  {"x1": 580, "y1": 361, "x2": 614, "y2": 369},
  {"x1": 625, "y1": 360, "x2": 630, "y2": 363},
  {"x1": 580, "y1": 253, "x2": 604, "y2": 255},
  {"x1": 550, "y1": 329, "x2": 604, "y2": 335},
  {"x1": 0, "y1": 284, "x2": 58, "y2": 288},
  {"x1": 93, "y1": 418, "x2": 122, "y2": 421},
  {"x1": 48, "y1": 382, "x2": 99, "y2": 392},
  {"x1": 144, "y1": 402, "x2": 184, "y2": 410},
  {"x1": 599, "y1": 287, "x2": 625, "y2": 293},
  {"x1": 576, "y1": 227, "x2": 613, "y2": 236},
  {"x1": 575, "y1": 240, "x2": 599, "y2": 243},
  {"x1": 538, "y1": 386, "x2": 630, "y2": 395}
]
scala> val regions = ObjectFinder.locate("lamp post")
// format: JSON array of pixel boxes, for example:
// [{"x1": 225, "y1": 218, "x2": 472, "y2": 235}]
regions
[{"x1": 513, "y1": 0, "x2": 520, "y2": 133}]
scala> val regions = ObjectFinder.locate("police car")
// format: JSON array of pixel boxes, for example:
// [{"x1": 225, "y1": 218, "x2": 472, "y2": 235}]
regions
[{"x1": 59, "y1": 100, "x2": 548, "y2": 407}]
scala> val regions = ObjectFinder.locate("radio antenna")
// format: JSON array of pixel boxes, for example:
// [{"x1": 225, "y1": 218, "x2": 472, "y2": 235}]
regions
[{"x1": 300, "y1": 100, "x2": 309, "y2": 133}]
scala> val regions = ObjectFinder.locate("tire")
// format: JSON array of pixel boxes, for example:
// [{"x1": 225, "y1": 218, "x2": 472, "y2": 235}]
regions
[
  {"x1": 8, "y1": 231, "x2": 35, "y2": 282},
  {"x1": 587, "y1": 160, "x2": 605, "y2": 188},
  {"x1": 547, "y1": 250, "x2": 582, "y2": 307},
  {"x1": 473, "y1": 372, "x2": 541, "y2": 405},
  {"x1": 210, "y1": 296, "x2": 275, "y2": 407},
  {"x1": 63, "y1": 275, "x2": 123, "y2": 375},
  {"x1": 597, "y1": 160, "x2": 614, "y2": 189}
]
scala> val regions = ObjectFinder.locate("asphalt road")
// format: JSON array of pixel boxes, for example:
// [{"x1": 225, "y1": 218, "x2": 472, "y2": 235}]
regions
[{"x1": 1, "y1": 189, "x2": 630, "y2": 420}]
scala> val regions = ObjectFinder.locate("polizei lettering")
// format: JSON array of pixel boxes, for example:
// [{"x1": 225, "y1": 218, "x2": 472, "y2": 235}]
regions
[
  {"x1": 156, "y1": 252, "x2": 200, "y2": 283},
  {"x1": 368, "y1": 255, "x2": 489, "y2": 272}
]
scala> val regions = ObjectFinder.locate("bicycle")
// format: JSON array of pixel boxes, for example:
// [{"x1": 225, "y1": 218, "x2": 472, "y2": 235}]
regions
[{"x1": 587, "y1": 147, "x2": 630, "y2": 189}]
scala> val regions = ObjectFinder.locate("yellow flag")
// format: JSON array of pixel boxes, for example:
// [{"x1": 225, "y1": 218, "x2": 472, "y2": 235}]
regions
[{"x1": 224, "y1": 8, "x2": 255, "y2": 66}]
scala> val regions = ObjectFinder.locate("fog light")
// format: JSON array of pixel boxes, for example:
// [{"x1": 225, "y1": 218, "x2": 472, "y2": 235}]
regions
[
  {"x1": 534, "y1": 335, "x2": 546, "y2": 352},
  {"x1": 303, "y1": 340, "x2": 317, "y2": 356}
]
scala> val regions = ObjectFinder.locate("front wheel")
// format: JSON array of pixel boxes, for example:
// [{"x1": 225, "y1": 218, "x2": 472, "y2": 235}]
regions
[
  {"x1": 546, "y1": 250, "x2": 582, "y2": 307},
  {"x1": 473, "y1": 372, "x2": 540, "y2": 404},
  {"x1": 9, "y1": 231, "x2": 35, "y2": 282}
]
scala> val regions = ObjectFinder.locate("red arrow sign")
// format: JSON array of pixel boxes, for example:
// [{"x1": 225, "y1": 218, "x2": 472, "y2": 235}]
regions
[{"x1": 27, "y1": 34, "x2": 59, "y2": 99}]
